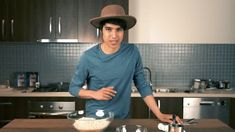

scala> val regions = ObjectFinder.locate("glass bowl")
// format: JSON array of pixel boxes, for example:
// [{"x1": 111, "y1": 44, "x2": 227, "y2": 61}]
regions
[
  {"x1": 116, "y1": 124, "x2": 148, "y2": 132},
  {"x1": 67, "y1": 109, "x2": 114, "y2": 132}
]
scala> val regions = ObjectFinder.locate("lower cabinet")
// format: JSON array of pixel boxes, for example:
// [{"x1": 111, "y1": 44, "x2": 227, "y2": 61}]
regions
[
  {"x1": 1, "y1": 97, "x2": 233, "y2": 128},
  {"x1": 0, "y1": 97, "x2": 86, "y2": 128},
  {"x1": 129, "y1": 97, "x2": 183, "y2": 119},
  {"x1": 129, "y1": 97, "x2": 149, "y2": 118},
  {"x1": 230, "y1": 98, "x2": 235, "y2": 129},
  {"x1": 153, "y1": 97, "x2": 183, "y2": 119},
  {"x1": 0, "y1": 98, "x2": 15, "y2": 128}
]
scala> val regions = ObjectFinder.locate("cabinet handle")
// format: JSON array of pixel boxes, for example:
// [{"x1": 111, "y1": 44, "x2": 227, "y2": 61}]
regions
[
  {"x1": 49, "y1": 17, "x2": 52, "y2": 34},
  {"x1": 58, "y1": 17, "x2": 61, "y2": 36},
  {"x1": 200, "y1": 101, "x2": 214, "y2": 105},
  {"x1": 11, "y1": 19, "x2": 14, "y2": 37},
  {"x1": 157, "y1": 99, "x2": 161, "y2": 109},
  {"x1": 1, "y1": 19, "x2": 5, "y2": 38},
  {"x1": 0, "y1": 102, "x2": 13, "y2": 105},
  {"x1": 96, "y1": 28, "x2": 99, "y2": 37}
]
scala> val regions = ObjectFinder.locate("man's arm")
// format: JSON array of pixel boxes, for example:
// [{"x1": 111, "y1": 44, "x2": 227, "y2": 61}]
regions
[{"x1": 78, "y1": 87, "x2": 117, "y2": 100}]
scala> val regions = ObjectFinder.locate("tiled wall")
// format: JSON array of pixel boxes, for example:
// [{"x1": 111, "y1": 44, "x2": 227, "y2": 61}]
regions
[{"x1": 0, "y1": 42, "x2": 234, "y2": 89}]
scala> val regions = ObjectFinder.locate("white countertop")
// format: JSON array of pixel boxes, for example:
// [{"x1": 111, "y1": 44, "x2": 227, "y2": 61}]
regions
[{"x1": 0, "y1": 87, "x2": 235, "y2": 98}]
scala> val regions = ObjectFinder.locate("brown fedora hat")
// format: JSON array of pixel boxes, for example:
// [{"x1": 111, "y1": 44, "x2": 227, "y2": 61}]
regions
[{"x1": 89, "y1": 4, "x2": 136, "y2": 30}]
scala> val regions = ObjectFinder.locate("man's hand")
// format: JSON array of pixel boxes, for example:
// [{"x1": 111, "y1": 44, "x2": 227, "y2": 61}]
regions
[
  {"x1": 93, "y1": 87, "x2": 117, "y2": 100},
  {"x1": 157, "y1": 113, "x2": 183, "y2": 124}
]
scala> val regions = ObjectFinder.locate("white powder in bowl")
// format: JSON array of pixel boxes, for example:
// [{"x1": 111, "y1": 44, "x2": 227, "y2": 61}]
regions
[{"x1": 73, "y1": 117, "x2": 111, "y2": 131}]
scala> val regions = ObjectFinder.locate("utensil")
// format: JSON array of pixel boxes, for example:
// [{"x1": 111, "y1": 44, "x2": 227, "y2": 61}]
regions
[{"x1": 183, "y1": 118, "x2": 197, "y2": 125}]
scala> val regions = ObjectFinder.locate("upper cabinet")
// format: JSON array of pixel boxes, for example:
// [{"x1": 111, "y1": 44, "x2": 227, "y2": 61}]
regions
[
  {"x1": 32, "y1": 0, "x2": 78, "y2": 41},
  {"x1": 77, "y1": 0, "x2": 128, "y2": 42},
  {"x1": 0, "y1": 0, "x2": 128, "y2": 42},
  {"x1": 0, "y1": 0, "x2": 33, "y2": 42}
]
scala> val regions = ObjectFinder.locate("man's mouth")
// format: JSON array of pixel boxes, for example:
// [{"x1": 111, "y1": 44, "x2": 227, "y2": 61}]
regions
[{"x1": 110, "y1": 40, "x2": 118, "y2": 44}]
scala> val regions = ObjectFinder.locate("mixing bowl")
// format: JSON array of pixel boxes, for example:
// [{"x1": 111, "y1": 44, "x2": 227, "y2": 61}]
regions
[{"x1": 67, "y1": 109, "x2": 114, "y2": 132}]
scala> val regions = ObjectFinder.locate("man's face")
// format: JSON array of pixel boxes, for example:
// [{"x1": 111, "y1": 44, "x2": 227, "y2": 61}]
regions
[{"x1": 101, "y1": 23, "x2": 124, "y2": 49}]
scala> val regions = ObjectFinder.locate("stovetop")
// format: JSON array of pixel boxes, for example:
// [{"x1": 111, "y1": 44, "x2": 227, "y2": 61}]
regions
[{"x1": 32, "y1": 82, "x2": 69, "y2": 92}]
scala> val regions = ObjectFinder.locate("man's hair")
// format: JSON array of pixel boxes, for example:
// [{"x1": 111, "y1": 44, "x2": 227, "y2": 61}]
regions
[{"x1": 99, "y1": 18, "x2": 127, "y2": 30}]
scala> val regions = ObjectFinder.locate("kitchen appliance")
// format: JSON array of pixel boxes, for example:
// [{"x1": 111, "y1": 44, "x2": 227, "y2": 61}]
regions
[
  {"x1": 28, "y1": 101, "x2": 75, "y2": 119},
  {"x1": 32, "y1": 82, "x2": 69, "y2": 92},
  {"x1": 183, "y1": 98, "x2": 230, "y2": 124}
]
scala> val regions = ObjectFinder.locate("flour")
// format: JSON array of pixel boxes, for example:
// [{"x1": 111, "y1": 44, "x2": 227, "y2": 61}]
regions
[{"x1": 73, "y1": 117, "x2": 111, "y2": 131}]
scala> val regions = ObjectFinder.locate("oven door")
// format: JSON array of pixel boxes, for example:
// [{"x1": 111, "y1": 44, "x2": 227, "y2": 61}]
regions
[{"x1": 28, "y1": 101, "x2": 75, "y2": 119}]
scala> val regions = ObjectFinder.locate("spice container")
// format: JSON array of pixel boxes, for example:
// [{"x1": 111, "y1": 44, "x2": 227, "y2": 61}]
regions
[
  {"x1": 28, "y1": 72, "x2": 39, "y2": 88},
  {"x1": 193, "y1": 79, "x2": 201, "y2": 90},
  {"x1": 16, "y1": 72, "x2": 27, "y2": 88}
]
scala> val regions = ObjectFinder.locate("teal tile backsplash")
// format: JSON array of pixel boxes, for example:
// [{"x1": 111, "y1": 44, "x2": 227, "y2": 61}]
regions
[{"x1": 0, "y1": 42, "x2": 234, "y2": 89}]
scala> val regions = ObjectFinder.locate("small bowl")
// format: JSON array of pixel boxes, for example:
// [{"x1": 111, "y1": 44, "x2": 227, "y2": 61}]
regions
[{"x1": 67, "y1": 110, "x2": 114, "y2": 132}]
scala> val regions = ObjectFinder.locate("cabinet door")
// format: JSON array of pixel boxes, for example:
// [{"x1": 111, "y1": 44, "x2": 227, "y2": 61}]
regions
[
  {"x1": 151, "y1": 97, "x2": 183, "y2": 119},
  {"x1": 0, "y1": 0, "x2": 37, "y2": 42},
  {"x1": 0, "y1": 98, "x2": 15, "y2": 128},
  {"x1": 8, "y1": 0, "x2": 33, "y2": 41},
  {"x1": 0, "y1": 0, "x2": 8, "y2": 41},
  {"x1": 78, "y1": 0, "x2": 128, "y2": 42},
  {"x1": 32, "y1": 0, "x2": 55, "y2": 40},
  {"x1": 55, "y1": 0, "x2": 78, "y2": 39},
  {"x1": 130, "y1": 97, "x2": 149, "y2": 118},
  {"x1": 230, "y1": 98, "x2": 235, "y2": 129},
  {"x1": 33, "y1": 0, "x2": 78, "y2": 41}
]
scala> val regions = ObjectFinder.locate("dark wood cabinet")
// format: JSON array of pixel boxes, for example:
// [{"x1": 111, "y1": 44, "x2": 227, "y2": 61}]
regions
[
  {"x1": 230, "y1": 98, "x2": 235, "y2": 129},
  {"x1": 129, "y1": 97, "x2": 149, "y2": 118},
  {"x1": 1, "y1": 0, "x2": 129, "y2": 42},
  {"x1": 0, "y1": 97, "x2": 15, "y2": 128},
  {"x1": 32, "y1": 0, "x2": 78, "y2": 41},
  {"x1": 77, "y1": 0, "x2": 128, "y2": 42},
  {"x1": 151, "y1": 97, "x2": 183, "y2": 119},
  {"x1": 129, "y1": 97, "x2": 183, "y2": 119},
  {"x1": 0, "y1": 0, "x2": 33, "y2": 41}
]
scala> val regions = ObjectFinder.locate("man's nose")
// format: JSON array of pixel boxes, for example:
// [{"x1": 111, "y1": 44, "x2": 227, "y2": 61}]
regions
[{"x1": 111, "y1": 31, "x2": 118, "y2": 38}]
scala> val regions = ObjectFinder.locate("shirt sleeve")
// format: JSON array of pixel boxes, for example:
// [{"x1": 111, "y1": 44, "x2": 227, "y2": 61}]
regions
[
  {"x1": 69, "y1": 53, "x2": 88, "y2": 97},
  {"x1": 133, "y1": 46, "x2": 153, "y2": 98}
]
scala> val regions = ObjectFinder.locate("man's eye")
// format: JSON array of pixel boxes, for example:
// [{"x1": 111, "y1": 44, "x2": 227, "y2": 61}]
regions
[
  {"x1": 106, "y1": 28, "x2": 112, "y2": 31},
  {"x1": 117, "y1": 28, "x2": 124, "y2": 32}
]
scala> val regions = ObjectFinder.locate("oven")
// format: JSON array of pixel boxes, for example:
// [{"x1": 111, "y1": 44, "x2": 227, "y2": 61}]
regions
[
  {"x1": 28, "y1": 101, "x2": 75, "y2": 119},
  {"x1": 28, "y1": 82, "x2": 77, "y2": 119}
]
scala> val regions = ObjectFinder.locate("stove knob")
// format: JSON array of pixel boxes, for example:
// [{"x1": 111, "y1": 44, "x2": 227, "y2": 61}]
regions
[
  {"x1": 50, "y1": 105, "x2": 53, "y2": 108},
  {"x1": 40, "y1": 105, "x2": 44, "y2": 108},
  {"x1": 58, "y1": 105, "x2": 63, "y2": 109}
]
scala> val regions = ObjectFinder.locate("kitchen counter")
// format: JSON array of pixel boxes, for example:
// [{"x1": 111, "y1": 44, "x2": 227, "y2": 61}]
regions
[
  {"x1": 0, "y1": 87, "x2": 235, "y2": 98},
  {"x1": 0, "y1": 119, "x2": 234, "y2": 132}
]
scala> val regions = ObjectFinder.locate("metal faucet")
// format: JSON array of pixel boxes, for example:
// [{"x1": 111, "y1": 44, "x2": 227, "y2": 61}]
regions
[
  {"x1": 143, "y1": 66, "x2": 153, "y2": 119},
  {"x1": 143, "y1": 67, "x2": 153, "y2": 89}
]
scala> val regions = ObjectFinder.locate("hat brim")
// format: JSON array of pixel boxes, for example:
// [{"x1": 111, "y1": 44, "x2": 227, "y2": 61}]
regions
[{"x1": 89, "y1": 15, "x2": 136, "y2": 30}]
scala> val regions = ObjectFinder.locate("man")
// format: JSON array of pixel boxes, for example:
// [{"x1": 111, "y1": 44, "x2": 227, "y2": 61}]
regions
[{"x1": 69, "y1": 4, "x2": 182, "y2": 124}]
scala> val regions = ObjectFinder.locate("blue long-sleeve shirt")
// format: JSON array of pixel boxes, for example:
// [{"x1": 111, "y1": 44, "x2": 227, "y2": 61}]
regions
[{"x1": 69, "y1": 43, "x2": 152, "y2": 119}]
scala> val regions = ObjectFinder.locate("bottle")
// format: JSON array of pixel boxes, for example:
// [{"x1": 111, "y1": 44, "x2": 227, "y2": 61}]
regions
[{"x1": 6, "y1": 80, "x2": 10, "y2": 88}]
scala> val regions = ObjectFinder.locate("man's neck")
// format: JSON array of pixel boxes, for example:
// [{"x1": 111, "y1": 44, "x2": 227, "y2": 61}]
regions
[{"x1": 100, "y1": 43, "x2": 120, "y2": 54}]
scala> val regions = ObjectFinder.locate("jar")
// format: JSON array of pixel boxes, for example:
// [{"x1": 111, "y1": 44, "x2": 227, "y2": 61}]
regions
[{"x1": 193, "y1": 79, "x2": 201, "y2": 89}]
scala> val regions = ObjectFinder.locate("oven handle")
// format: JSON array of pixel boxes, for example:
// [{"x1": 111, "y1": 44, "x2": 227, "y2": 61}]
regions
[{"x1": 29, "y1": 111, "x2": 71, "y2": 116}]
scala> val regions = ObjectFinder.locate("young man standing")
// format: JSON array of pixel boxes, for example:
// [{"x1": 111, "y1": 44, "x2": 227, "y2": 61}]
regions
[{"x1": 69, "y1": 4, "x2": 182, "y2": 124}]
